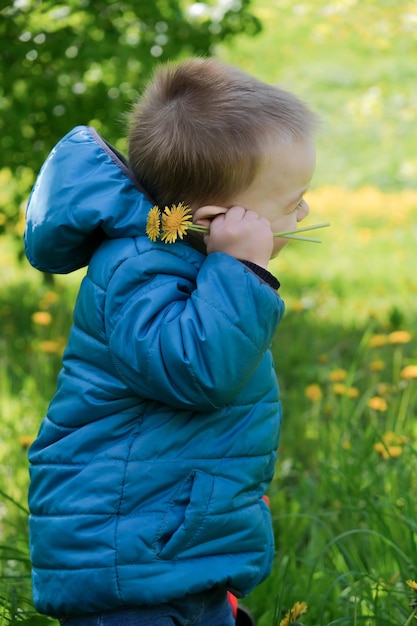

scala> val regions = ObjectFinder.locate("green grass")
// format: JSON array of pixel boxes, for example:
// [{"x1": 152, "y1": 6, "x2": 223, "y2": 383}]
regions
[{"x1": 2, "y1": 0, "x2": 417, "y2": 623}]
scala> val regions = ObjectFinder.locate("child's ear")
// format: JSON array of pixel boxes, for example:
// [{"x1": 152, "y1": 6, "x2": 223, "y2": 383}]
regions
[{"x1": 193, "y1": 205, "x2": 228, "y2": 226}]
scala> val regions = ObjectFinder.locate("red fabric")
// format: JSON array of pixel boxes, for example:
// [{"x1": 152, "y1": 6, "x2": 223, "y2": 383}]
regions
[{"x1": 227, "y1": 591, "x2": 238, "y2": 618}]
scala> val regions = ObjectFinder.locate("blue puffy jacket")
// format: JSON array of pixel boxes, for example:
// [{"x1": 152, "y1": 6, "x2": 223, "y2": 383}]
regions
[{"x1": 25, "y1": 126, "x2": 285, "y2": 617}]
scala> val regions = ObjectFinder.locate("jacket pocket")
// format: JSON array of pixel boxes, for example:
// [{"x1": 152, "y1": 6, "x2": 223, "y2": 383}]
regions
[{"x1": 156, "y1": 470, "x2": 214, "y2": 560}]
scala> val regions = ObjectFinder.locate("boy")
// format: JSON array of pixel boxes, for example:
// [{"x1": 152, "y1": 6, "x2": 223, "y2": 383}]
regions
[{"x1": 25, "y1": 58, "x2": 317, "y2": 625}]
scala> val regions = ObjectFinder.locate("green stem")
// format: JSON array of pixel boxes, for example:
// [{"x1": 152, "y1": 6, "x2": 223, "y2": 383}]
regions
[
  {"x1": 403, "y1": 609, "x2": 417, "y2": 626},
  {"x1": 188, "y1": 224, "x2": 208, "y2": 232},
  {"x1": 189, "y1": 221, "x2": 330, "y2": 243},
  {"x1": 276, "y1": 222, "x2": 330, "y2": 236},
  {"x1": 277, "y1": 234, "x2": 322, "y2": 242},
  {"x1": 393, "y1": 381, "x2": 412, "y2": 431}
]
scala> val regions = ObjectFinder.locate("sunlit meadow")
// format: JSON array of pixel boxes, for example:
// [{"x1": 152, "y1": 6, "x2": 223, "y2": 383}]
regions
[{"x1": 1, "y1": 0, "x2": 417, "y2": 624}]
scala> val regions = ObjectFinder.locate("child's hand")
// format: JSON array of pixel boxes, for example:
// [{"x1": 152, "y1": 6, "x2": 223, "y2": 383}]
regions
[{"x1": 194, "y1": 205, "x2": 274, "y2": 269}]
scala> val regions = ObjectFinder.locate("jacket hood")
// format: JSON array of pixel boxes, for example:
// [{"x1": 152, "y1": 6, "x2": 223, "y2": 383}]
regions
[{"x1": 24, "y1": 126, "x2": 153, "y2": 274}]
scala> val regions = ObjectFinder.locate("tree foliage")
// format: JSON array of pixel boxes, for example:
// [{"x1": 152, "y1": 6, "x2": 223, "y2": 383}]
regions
[{"x1": 0, "y1": 0, "x2": 260, "y2": 230}]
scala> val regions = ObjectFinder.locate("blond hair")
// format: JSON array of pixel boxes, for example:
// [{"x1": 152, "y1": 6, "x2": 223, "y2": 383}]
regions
[{"x1": 128, "y1": 58, "x2": 318, "y2": 208}]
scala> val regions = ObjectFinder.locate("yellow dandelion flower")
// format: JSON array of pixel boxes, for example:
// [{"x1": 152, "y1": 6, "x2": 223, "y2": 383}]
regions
[
  {"x1": 346, "y1": 386, "x2": 359, "y2": 398},
  {"x1": 39, "y1": 290, "x2": 59, "y2": 309},
  {"x1": 161, "y1": 203, "x2": 193, "y2": 243},
  {"x1": 369, "y1": 359, "x2": 385, "y2": 372},
  {"x1": 388, "y1": 330, "x2": 412, "y2": 345},
  {"x1": 305, "y1": 384, "x2": 322, "y2": 401},
  {"x1": 406, "y1": 580, "x2": 417, "y2": 593},
  {"x1": 368, "y1": 396, "x2": 388, "y2": 411},
  {"x1": 146, "y1": 206, "x2": 161, "y2": 242},
  {"x1": 19, "y1": 435, "x2": 35, "y2": 450},
  {"x1": 329, "y1": 368, "x2": 348, "y2": 382},
  {"x1": 368, "y1": 334, "x2": 387, "y2": 348},
  {"x1": 374, "y1": 442, "x2": 390, "y2": 460},
  {"x1": 291, "y1": 300, "x2": 305, "y2": 313},
  {"x1": 280, "y1": 601, "x2": 308, "y2": 626},
  {"x1": 374, "y1": 432, "x2": 408, "y2": 459},
  {"x1": 374, "y1": 443, "x2": 402, "y2": 459},
  {"x1": 382, "y1": 431, "x2": 408, "y2": 445},
  {"x1": 39, "y1": 340, "x2": 62, "y2": 354},
  {"x1": 342, "y1": 439, "x2": 351, "y2": 450},
  {"x1": 32, "y1": 311, "x2": 52, "y2": 326},
  {"x1": 386, "y1": 446, "x2": 403, "y2": 458},
  {"x1": 401, "y1": 365, "x2": 417, "y2": 380},
  {"x1": 332, "y1": 383, "x2": 347, "y2": 395}
]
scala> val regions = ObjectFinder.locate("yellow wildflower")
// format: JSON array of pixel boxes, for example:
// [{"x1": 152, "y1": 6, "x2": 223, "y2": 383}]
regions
[
  {"x1": 332, "y1": 383, "x2": 347, "y2": 395},
  {"x1": 401, "y1": 365, "x2": 417, "y2": 380},
  {"x1": 39, "y1": 340, "x2": 63, "y2": 354},
  {"x1": 161, "y1": 203, "x2": 194, "y2": 243},
  {"x1": 406, "y1": 580, "x2": 417, "y2": 593},
  {"x1": 346, "y1": 386, "x2": 359, "y2": 398},
  {"x1": 39, "y1": 290, "x2": 59, "y2": 309},
  {"x1": 374, "y1": 443, "x2": 402, "y2": 459},
  {"x1": 368, "y1": 396, "x2": 388, "y2": 411},
  {"x1": 291, "y1": 300, "x2": 305, "y2": 313},
  {"x1": 146, "y1": 206, "x2": 161, "y2": 242},
  {"x1": 305, "y1": 384, "x2": 322, "y2": 402},
  {"x1": 369, "y1": 359, "x2": 385, "y2": 372},
  {"x1": 280, "y1": 601, "x2": 308, "y2": 626},
  {"x1": 368, "y1": 334, "x2": 387, "y2": 348},
  {"x1": 332, "y1": 383, "x2": 358, "y2": 397},
  {"x1": 329, "y1": 368, "x2": 348, "y2": 382},
  {"x1": 383, "y1": 431, "x2": 408, "y2": 445},
  {"x1": 32, "y1": 311, "x2": 52, "y2": 326},
  {"x1": 374, "y1": 432, "x2": 408, "y2": 459},
  {"x1": 388, "y1": 330, "x2": 412, "y2": 345},
  {"x1": 19, "y1": 435, "x2": 35, "y2": 450}
]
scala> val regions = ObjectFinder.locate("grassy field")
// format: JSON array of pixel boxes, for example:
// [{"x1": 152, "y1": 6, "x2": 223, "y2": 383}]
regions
[{"x1": 1, "y1": 0, "x2": 417, "y2": 624}]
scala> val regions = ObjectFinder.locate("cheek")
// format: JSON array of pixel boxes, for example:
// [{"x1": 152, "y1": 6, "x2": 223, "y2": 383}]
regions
[{"x1": 273, "y1": 213, "x2": 297, "y2": 232}]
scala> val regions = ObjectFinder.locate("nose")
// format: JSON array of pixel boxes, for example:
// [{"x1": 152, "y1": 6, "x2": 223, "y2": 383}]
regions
[{"x1": 297, "y1": 202, "x2": 310, "y2": 222}]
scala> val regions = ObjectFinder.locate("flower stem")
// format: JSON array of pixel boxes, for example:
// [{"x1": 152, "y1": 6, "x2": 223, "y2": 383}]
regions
[
  {"x1": 278, "y1": 234, "x2": 322, "y2": 243},
  {"x1": 190, "y1": 221, "x2": 330, "y2": 243},
  {"x1": 276, "y1": 222, "x2": 331, "y2": 237},
  {"x1": 188, "y1": 224, "x2": 208, "y2": 232},
  {"x1": 403, "y1": 609, "x2": 417, "y2": 626}
]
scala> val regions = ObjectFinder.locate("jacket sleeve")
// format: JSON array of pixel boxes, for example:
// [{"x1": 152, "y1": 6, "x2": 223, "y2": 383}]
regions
[{"x1": 106, "y1": 249, "x2": 285, "y2": 410}]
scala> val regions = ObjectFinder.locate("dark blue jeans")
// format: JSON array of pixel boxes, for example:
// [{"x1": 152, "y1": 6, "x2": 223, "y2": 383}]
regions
[{"x1": 58, "y1": 588, "x2": 235, "y2": 626}]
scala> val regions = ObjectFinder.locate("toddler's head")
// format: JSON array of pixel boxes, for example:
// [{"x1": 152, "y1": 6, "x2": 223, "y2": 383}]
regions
[{"x1": 128, "y1": 58, "x2": 318, "y2": 210}]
